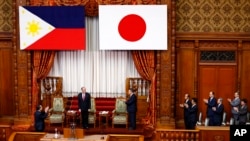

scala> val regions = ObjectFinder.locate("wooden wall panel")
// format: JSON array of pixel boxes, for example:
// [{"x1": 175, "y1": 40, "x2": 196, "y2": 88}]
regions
[
  {"x1": 137, "y1": 96, "x2": 148, "y2": 122},
  {"x1": 240, "y1": 41, "x2": 250, "y2": 110},
  {"x1": 196, "y1": 126, "x2": 229, "y2": 141},
  {"x1": 198, "y1": 65, "x2": 236, "y2": 121},
  {"x1": 198, "y1": 67, "x2": 217, "y2": 121},
  {"x1": 176, "y1": 41, "x2": 195, "y2": 127},
  {"x1": 0, "y1": 40, "x2": 14, "y2": 116}
]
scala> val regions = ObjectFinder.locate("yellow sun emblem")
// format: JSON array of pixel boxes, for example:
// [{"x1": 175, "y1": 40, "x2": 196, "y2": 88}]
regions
[{"x1": 26, "y1": 20, "x2": 42, "y2": 37}]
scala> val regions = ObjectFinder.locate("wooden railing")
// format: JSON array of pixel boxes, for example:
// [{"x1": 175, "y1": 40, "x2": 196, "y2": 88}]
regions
[
  {"x1": 40, "y1": 76, "x2": 63, "y2": 108},
  {"x1": 155, "y1": 129, "x2": 200, "y2": 141},
  {"x1": 126, "y1": 78, "x2": 150, "y2": 96}
]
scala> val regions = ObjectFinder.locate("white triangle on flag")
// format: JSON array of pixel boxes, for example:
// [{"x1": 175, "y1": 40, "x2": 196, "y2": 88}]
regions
[{"x1": 19, "y1": 6, "x2": 55, "y2": 50}]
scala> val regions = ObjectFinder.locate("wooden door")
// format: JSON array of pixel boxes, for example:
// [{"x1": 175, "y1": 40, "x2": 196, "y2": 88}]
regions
[
  {"x1": 0, "y1": 49, "x2": 14, "y2": 116},
  {"x1": 199, "y1": 65, "x2": 237, "y2": 122}
]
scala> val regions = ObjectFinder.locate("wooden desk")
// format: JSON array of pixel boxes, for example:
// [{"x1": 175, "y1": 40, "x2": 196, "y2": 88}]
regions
[
  {"x1": 40, "y1": 133, "x2": 108, "y2": 141},
  {"x1": 196, "y1": 125, "x2": 230, "y2": 141}
]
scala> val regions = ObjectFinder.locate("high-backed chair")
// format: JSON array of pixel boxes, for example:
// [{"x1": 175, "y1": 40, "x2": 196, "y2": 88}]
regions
[
  {"x1": 48, "y1": 95, "x2": 65, "y2": 127},
  {"x1": 112, "y1": 97, "x2": 128, "y2": 128},
  {"x1": 88, "y1": 97, "x2": 96, "y2": 128}
]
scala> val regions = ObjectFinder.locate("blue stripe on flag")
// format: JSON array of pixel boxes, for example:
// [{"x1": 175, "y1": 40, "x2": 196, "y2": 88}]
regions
[{"x1": 23, "y1": 6, "x2": 85, "y2": 28}]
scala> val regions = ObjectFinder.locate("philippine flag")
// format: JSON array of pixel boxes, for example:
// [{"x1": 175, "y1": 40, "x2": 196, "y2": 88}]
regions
[
  {"x1": 19, "y1": 6, "x2": 85, "y2": 50},
  {"x1": 99, "y1": 5, "x2": 167, "y2": 50}
]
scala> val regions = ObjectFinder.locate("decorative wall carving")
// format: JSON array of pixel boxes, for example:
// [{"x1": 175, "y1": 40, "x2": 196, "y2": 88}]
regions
[
  {"x1": 0, "y1": 0, "x2": 12, "y2": 32},
  {"x1": 29, "y1": 0, "x2": 157, "y2": 17},
  {"x1": 200, "y1": 51, "x2": 236, "y2": 61},
  {"x1": 176, "y1": 0, "x2": 250, "y2": 32}
]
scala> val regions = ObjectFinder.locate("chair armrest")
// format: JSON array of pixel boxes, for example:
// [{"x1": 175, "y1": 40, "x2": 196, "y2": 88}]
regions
[
  {"x1": 88, "y1": 109, "x2": 96, "y2": 113},
  {"x1": 48, "y1": 108, "x2": 53, "y2": 112}
]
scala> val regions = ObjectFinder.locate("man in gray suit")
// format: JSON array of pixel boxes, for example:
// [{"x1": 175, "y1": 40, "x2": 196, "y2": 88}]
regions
[{"x1": 227, "y1": 91, "x2": 241, "y2": 125}]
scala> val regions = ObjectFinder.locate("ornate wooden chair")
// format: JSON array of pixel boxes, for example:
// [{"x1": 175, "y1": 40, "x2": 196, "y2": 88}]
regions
[
  {"x1": 88, "y1": 97, "x2": 96, "y2": 128},
  {"x1": 48, "y1": 95, "x2": 65, "y2": 127},
  {"x1": 111, "y1": 97, "x2": 128, "y2": 128}
]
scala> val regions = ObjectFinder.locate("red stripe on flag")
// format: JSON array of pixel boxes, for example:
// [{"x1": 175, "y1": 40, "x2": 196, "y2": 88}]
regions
[{"x1": 25, "y1": 29, "x2": 85, "y2": 50}]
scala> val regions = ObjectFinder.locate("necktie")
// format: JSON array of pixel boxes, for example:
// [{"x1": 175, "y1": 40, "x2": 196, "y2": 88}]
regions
[{"x1": 82, "y1": 93, "x2": 85, "y2": 100}]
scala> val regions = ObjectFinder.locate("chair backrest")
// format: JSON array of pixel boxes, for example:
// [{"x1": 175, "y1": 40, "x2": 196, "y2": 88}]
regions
[
  {"x1": 204, "y1": 118, "x2": 209, "y2": 126},
  {"x1": 89, "y1": 97, "x2": 96, "y2": 112},
  {"x1": 196, "y1": 112, "x2": 202, "y2": 125},
  {"x1": 198, "y1": 112, "x2": 202, "y2": 123},
  {"x1": 52, "y1": 96, "x2": 64, "y2": 112},
  {"x1": 221, "y1": 112, "x2": 227, "y2": 125},
  {"x1": 230, "y1": 117, "x2": 234, "y2": 125},
  {"x1": 115, "y1": 98, "x2": 127, "y2": 113}
]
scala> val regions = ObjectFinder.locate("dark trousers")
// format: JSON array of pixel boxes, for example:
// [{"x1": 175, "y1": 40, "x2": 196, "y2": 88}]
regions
[
  {"x1": 81, "y1": 110, "x2": 89, "y2": 128},
  {"x1": 129, "y1": 112, "x2": 136, "y2": 129}
]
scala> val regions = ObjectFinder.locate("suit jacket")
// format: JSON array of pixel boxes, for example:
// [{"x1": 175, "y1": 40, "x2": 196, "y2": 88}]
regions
[
  {"x1": 126, "y1": 93, "x2": 137, "y2": 113},
  {"x1": 78, "y1": 92, "x2": 91, "y2": 111},
  {"x1": 213, "y1": 104, "x2": 224, "y2": 125},
  {"x1": 230, "y1": 97, "x2": 240, "y2": 114},
  {"x1": 184, "y1": 99, "x2": 192, "y2": 119},
  {"x1": 34, "y1": 110, "x2": 48, "y2": 131},
  {"x1": 206, "y1": 97, "x2": 217, "y2": 117},
  {"x1": 238, "y1": 105, "x2": 248, "y2": 123},
  {"x1": 187, "y1": 104, "x2": 198, "y2": 129}
]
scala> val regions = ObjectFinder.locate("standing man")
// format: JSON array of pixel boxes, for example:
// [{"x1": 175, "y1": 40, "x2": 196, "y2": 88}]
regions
[
  {"x1": 34, "y1": 105, "x2": 49, "y2": 132},
  {"x1": 227, "y1": 91, "x2": 241, "y2": 125},
  {"x1": 125, "y1": 88, "x2": 137, "y2": 130},
  {"x1": 78, "y1": 87, "x2": 91, "y2": 129},
  {"x1": 203, "y1": 91, "x2": 217, "y2": 126},
  {"x1": 212, "y1": 98, "x2": 224, "y2": 126},
  {"x1": 185, "y1": 98, "x2": 198, "y2": 129},
  {"x1": 179, "y1": 93, "x2": 192, "y2": 129}
]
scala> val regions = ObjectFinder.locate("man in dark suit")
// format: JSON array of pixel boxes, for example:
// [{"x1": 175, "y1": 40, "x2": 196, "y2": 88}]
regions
[
  {"x1": 179, "y1": 93, "x2": 192, "y2": 129},
  {"x1": 34, "y1": 105, "x2": 49, "y2": 132},
  {"x1": 203, "y1": 91, "x2": 217, "y2": 126},
  {"x1": 125, "y1": 88, "x2": 137, "y2": 130},
  {"x1": 185, "y1": 97, "x2": 198, "y2": 129},
  {"x1": 78, "y1": 87, "x2": 91, "y2": 129},
  {"x1": 212, "y1": 98, "x2": 224, "y2": 126}
]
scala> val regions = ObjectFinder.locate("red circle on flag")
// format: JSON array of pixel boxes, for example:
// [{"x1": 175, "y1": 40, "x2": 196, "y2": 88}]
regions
[{"x1": 118, "y1": 14, "x2": 146, "y2": 42}]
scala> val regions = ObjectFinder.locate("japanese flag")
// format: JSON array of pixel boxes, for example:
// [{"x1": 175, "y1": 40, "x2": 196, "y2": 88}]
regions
[{"x1": 99, "y1": 5, "x2": 168, "y2": 50}]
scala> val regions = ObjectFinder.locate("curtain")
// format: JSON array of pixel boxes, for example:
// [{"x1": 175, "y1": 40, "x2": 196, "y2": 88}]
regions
[
  {"x1": 48, "y1": 17, "x2": 140, "y2": 97},
  {"x1": 132, "y1": 50, "x2": 156, "y2": 127},
  {"x1": 32, "y1": 51, "x2": 55, "y2": 123}
]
